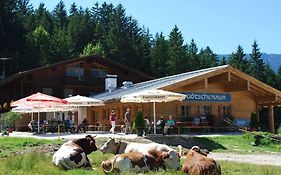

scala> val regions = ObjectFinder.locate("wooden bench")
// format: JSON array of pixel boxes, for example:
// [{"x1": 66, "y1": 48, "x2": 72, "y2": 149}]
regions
[
  {"x1": 87, "y1": 125, "x2": 103, "y2": 131},
  {"x1": 176, "y1": 122, "x2": 211, "y2": 134},
  {"x1": 87, "y1": 124, "x2": 124, "y2": 132}
]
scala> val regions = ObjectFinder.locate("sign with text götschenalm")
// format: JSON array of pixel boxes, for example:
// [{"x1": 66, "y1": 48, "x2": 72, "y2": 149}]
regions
[{"x1": 183, "y1": 92, "x2": 231, "y2": 102}]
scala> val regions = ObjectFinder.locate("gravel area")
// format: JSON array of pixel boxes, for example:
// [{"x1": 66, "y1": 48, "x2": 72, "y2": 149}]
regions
[{"x1": 209, "y1": 152, "x2": 281, "y2": 166}]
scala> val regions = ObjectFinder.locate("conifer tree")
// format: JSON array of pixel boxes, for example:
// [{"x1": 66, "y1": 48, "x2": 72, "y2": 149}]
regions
[
  {"x1": 198, "y1": 46, "x2": 218, "y2": 69},
  {"x1": 52, "y1": 1, "x2": 68, "y2": 30},
  {"x1": 220, "y1": 56, "x2": 227, "y2": 65},
  {"x1": 249, "y1": 40, "x2": 265, "y2": 81},
  {"x1": 167, "y1": 26, "x2": 187, "y2": 75},
  {"x1": 228, "y1": 45, "x2": 249, "y2": 73},
  {"x1": 276, "y1": 66, "x2": 281, "y2": 90},
  {"x1": 188, "y1": 39, "x2": 199, "y2": 70},
  {"x1": 150, "y1": 32, "x2": 168, "y2": 77},
  {"x1": 33, "y1": 3, "x2": 54, "y2": 34},
  {"x1": 263, "y1": 63, "x2": 277, "y2": 88}
]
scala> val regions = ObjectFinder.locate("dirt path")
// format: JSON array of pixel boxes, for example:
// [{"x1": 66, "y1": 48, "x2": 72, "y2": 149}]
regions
[{"x1": 208, "y1": 152, "x2": 281, "y2": 166}]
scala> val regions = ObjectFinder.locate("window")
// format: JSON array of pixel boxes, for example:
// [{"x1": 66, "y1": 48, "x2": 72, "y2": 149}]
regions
[
  {"x1": 66, "y1": 63, "x2": 84, "y2": 79},
  {"x1": 90, "y1": 63, "x2": 107, "y2": 78},
  {"x1": 181, "y1": 105, "x2": 190, "y2": 118},
  {"x1": 223, "y1": 106, "x2": 231, "y2": 118},
  {"x1": 90, "y1": 69, "x2": 107, "y2": 78},
  {"x1": 203, "y1": 105, "x2": 212, "y2": 116}
]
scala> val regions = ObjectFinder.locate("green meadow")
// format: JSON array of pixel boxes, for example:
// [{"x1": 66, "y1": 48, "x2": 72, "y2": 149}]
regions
[{"x1": 0, "y1": 133, "x2": 280, "y2": 175}]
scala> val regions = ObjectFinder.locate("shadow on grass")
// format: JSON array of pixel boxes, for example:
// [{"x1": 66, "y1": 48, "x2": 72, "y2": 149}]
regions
[{"x1": 145, "y1": 135, "x2": 226, "y2": 151}]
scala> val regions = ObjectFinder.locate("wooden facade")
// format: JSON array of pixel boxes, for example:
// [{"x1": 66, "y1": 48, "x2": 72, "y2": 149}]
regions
[
  {"x1": 0, "y1": 55, "x2": 152, "y2": 108},
  {"x1": 87, "y1": 66, "x2": 281, "y2": 133}
]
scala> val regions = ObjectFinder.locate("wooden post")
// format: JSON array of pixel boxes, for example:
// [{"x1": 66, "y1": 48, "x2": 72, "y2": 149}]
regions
[
  {"x1": 268, "y1": 105, "x2": 275, "y2": 133},
  {"x1": 204, "y1": 78, "x2": 208, "y2": 89},
  {"x1": 256, "y1": 103, "x2": 260, "y2": 122}
]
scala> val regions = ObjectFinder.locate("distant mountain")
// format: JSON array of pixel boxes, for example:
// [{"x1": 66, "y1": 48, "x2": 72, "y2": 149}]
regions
[{"x1": 217, "y1": 53, "x2": 281, "y2": 72}]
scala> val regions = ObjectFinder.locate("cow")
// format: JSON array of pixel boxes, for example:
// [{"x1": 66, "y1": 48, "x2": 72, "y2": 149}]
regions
[
  {"x1": 182, "y1": 146, "x2": 221, "y2": 175},
  {"x1": 101, "y1": 149, "x2": 170, "y2": 173},
  {"x1": 99, "y1": 138, "x2": 181, "y2": 170},
  {"x1": 52, "y1": 135, "x2": 97, "y2": 170}
]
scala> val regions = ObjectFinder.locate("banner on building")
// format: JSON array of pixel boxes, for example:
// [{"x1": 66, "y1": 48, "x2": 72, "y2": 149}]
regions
[{"x1": 183, "y1": 92, "x2": 231, "y2": 102}]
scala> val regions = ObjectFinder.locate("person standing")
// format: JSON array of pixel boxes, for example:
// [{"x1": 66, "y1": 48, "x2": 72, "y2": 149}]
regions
[
  {"x1": 109, "y1": 109, "x2": 116, "y2": 133},
  {"x1": 124, "y1": 108, "x2": 131, "y2": 134}
]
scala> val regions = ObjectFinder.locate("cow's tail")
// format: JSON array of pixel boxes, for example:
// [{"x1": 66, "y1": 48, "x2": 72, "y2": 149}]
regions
[
  {"x1": 102, "y1": 155, "x2": 118, "y2": 174},
  {"x1": 178, "y1": 145, "x2": 182, "y2": 157}
]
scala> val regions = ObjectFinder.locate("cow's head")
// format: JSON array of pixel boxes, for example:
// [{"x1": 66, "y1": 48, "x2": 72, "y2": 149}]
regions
[
  {"x1": 101, "y1": 159, "x2": 113, "y2": 172},
  {"x1": 164, "y1": 150, "x2": 180, "y2": 170},
  {"x1": 72, "y1": 135, "x2": 97, "y2": 154},
  {"x1": 153, "y1": 150, "x2": 180, "y2": 170},
  {"x1": 99, "y1": 138, "x2": 120, "y2": 154},
  {"x1": 183, "y1": 146, "x2": 209, "y2": 157}
]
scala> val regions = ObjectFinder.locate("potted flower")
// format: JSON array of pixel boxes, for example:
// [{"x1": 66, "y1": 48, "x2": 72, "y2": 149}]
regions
[{"x1": 133, "y1": 111, "x2": 145, "y2": 136}]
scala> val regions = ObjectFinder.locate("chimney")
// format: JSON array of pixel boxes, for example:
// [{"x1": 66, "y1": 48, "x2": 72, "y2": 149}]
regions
[
  {"x1": 122, "y1": 81, "x2": 133, "y2": 89},
  {"x1": 105, "y1": 74, "x2": 117, "y2": 92}
]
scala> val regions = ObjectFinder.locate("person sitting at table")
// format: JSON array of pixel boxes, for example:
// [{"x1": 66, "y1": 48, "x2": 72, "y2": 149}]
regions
[
  {"x1": 76, "y1": 116, "x2": 88, "y2": 133},
  {"x1": 200, "y1": 113, "x2": 209, "y2": 127},
  {"x1": 65, "y1": 117, "x2": 75, "y2": 133},
  {"x1": 156, "y1": 117, "x2": 165, "y2": 134},
  {"x1": 163, "y1": 115, "x2": 176, "y2": 135},
  {"x1": 144, "y1": 117, "x2": 151, "y2": 135}
]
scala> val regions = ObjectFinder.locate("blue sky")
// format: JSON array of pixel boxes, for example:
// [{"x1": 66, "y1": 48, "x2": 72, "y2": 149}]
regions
[{"x1": 29, "y1": 0, "x2": 281, "y2": 54}]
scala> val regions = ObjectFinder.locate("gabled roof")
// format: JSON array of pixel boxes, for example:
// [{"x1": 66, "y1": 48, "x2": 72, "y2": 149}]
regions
[
  {"x1": 91, "y1": 65, "x2": 281, "y2": 105},
  {"x1": 91, "y1": 65, "x2": 228, "y2": 101},
  {"x1": 0, "y1": 55, "x2": 152, "y2": 86}
]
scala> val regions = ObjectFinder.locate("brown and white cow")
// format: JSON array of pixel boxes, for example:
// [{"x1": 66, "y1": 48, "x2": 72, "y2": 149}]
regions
[
  {"x1": 182, "y1": 146, "x2": 221, "y2": 175},
  {"x1": 52, "y1": 135, "x2": 97, "y2": 170},
  {"x1": 101, "y1": 149, "x2": 170, "y2": 173},
  {"x1": 99, "y1": 138, "x2": 181, "y2": 170}
]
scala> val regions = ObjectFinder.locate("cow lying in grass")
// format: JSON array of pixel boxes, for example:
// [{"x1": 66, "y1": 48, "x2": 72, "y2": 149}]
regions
[
  {"x1": 99, "y1": 138, "x2": 181, "y2": 170},
  {"x1": 101, "y1": 149, "x2": 170, "y2": 173},
  {"x1": 52, "y1": 135, "x2": 97, "y2": 170},
  {"x1": 182, "y1": 146, "x2": 221, "y2": 175}
]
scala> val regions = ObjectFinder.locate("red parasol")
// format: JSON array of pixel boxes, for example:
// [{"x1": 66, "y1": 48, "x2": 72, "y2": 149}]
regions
[{"x1": 10, "y1": 92, "x2": 68, "y2": 133}]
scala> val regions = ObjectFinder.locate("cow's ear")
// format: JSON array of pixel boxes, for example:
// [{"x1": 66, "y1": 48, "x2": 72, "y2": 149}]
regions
[
  {"x1": 117, "y1": 140, "x2": 122, "y2": 146},
  {"x1": 109, "y1": 137, "x2": 115, "y2": 142},
  {"x1": 162, "y1": 153, "x2": 169, "y2": 160},
  {"x1": 85, "y1": 135, "x2": 92, "y2": 139}
]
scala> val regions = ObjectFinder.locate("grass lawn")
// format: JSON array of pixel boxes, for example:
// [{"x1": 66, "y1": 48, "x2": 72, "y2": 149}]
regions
[
  {"x1": 193, "y1": 133, "x2": 281, "y2": 153},
  {"x1": 0, "y1": 133, "x2": 280, "y2": 174},
  {"x1": 0, "y1": 151, "x2": 281, "y2": 175}
]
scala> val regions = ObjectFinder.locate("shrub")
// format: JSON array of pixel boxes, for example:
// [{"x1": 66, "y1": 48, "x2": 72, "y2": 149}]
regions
[
  {"x1": 249, "y1": 112, "x2": 259, "y2": 130},
  {"x1": 133, "y1": 111, "x2": 145, "y2": 132},
  {"x1": 277, "y1": 125, "x2": 281, "y2": 135},
  {"x1": 0, "y1": 112, "x2": 21, "y2": 128}
]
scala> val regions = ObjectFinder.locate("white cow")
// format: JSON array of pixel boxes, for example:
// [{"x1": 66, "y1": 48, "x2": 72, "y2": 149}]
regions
[
  {"x1": 99, "y1": 138, "x2": 181, "y2": 170},
  {"x1": 52, "y1": 135, "x2": 97, "y2": 170}
]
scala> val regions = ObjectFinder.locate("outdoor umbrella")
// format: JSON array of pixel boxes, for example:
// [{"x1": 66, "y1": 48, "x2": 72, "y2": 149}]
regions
[
  {"x1": 63, "y1": 95, "x2": 104, "y2": 124},
  {"x1": 120, "y1": 89, "x2": 187, "y2": 134},
  {"x1": 11, "y1": 92, "x2": 68, "y2": 133},
  {"x1": 64, "y1": 95, "x2": 104, "y2": 106}
]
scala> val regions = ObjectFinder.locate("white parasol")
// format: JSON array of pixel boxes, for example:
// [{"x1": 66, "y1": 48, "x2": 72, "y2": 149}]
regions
[{"x1": 121, "y1": 89, "x2": 186, "y2": 134}]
